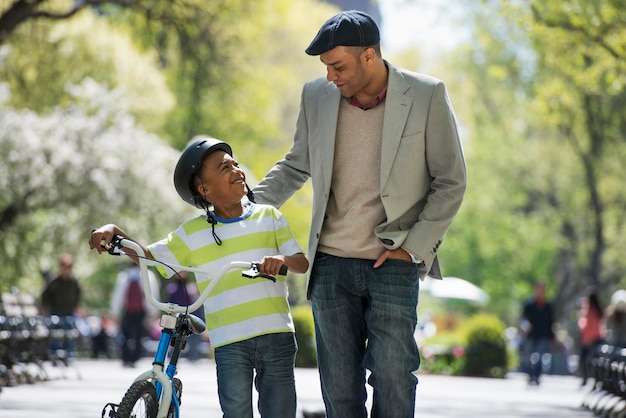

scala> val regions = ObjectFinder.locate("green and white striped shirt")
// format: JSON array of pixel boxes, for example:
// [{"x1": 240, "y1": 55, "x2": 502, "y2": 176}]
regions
[{"x1": 148, "y1": 202, "x2": 304, "y2": 348}]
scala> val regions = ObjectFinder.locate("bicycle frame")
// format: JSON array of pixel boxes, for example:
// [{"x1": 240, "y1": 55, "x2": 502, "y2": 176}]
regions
[
  {"x1": 110, "y1": 237, "x2": 255, "y2": 418},
  {"x1": 131, "y1": 326, "x2": 176, "y2": 418}
]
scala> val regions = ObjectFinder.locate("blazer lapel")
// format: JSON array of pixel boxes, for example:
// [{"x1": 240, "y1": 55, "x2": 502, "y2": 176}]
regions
[
  {"x1": 380, "y1": 66, "x2": 412, "y2": 189},
  {"x1": 316, "y1": 84, "x2": 341, "y2": 192}
]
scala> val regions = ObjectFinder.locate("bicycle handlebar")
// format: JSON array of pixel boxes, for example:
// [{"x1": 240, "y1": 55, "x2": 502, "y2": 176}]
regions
[{"x1": 106, "y1": 235, "x2": 287, "y2": 315}]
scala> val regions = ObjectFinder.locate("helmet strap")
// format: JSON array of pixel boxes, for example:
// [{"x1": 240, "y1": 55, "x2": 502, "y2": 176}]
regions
[
  {"x1": 203, "y1": 209, "x2": 222, "y2": 246},
  {"x1": 245, "y1": 183, "x2": 255, "y2": 203},
  {"x1": 210, "y1": 217, "x2": 223, "y2": 246},
  {"x1": 197, "y1": 174, "x2": 223, "y2": 246}
]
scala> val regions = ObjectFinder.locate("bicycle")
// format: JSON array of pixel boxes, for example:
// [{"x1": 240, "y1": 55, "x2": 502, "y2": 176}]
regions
[{"x1": 99, "y1": 234, "x2": 286, "y2": 418}]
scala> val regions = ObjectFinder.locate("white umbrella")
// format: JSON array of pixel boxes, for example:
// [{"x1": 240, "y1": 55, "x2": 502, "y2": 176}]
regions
[{"x1": 420, "y1": 276, "x2": 489, "y2": 305}]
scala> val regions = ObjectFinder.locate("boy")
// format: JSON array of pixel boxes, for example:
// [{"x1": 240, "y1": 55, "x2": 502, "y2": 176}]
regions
[{"x1": 89, "y1": 136, "x2": 309, "y2": 418}]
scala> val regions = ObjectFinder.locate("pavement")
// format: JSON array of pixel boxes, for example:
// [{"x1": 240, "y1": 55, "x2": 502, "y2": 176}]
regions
[{"x1": 0, "y1": 357, "x2": 596, "y2": 418}]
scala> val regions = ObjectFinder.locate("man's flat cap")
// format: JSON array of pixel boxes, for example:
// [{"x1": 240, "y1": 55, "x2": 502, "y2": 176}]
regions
[{"x1": 305, "y1": 10, "x2": 380, "y2": 56}]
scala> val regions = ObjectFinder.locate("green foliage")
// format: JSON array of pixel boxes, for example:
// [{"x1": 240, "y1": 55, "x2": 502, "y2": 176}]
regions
[
  {"x1": 420, "y1": 0, "x2": 626, "y2": 330},
  {"x1": 291, "y1": 304, "x2": 317, "y2": 368},
  {"x1": 105, "y1": 0, "x2": 334, "y2": 156},
  {"x1": 0, "y1": 80, "x2": 195, "y2": 294},
  {"x1": 419, "y1": 330, "x2": 465, "y2": 376},
  {"x1": 461, "y1": 314, "x2": 508, "y2": 378},
  {"x1": 0, "y1": 0, "x2": 331, "y2": 310},
  {"x1": 421, "y1": 353, "x2": 465, "y2": 376},
  {"x1": 0, "y1": 10, "x2": 174, "y2": 133},
  {"x1": 82, "y1": 259, "x2": 126, "y2": 311}
]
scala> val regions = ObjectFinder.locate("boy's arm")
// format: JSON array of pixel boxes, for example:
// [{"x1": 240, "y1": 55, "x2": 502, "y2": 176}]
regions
[
  {"x1": 88, "y1": 224, "x2": 153, "y2": 263},
  {"x1": 283, "y1": 253, "x2": 309, "y2": 274}
]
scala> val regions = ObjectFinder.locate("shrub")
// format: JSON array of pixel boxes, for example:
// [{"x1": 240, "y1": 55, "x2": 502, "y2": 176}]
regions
[
  {"x1": 292, "y1": 304, "x2": 317, "y2": 367},
  {"x1": 461, "y1": 313, "x2": 508, "y2": 378},
  {"x1": 420, "y1": 329, "x2": 466, "y2": 376}
]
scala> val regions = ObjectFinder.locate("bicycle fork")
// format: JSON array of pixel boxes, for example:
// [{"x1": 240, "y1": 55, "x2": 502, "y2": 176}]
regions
[{"x1": 135, "y1": 314, "x2": 182, "y2": 418}]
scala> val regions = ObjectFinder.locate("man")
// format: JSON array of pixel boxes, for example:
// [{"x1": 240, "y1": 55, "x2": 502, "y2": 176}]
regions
[
  {"x1": 253, "y1": 10, "x2": 466, "y2": 418},
  {"x1": 41, "y1": 253, "x2": 81, "y2": 317},
  {"x1": 41, "y1": 253, "x2": 82, "y2": 356},
  {"x1": 521, "y1": 282, "x2": 555, "y2": 385}
]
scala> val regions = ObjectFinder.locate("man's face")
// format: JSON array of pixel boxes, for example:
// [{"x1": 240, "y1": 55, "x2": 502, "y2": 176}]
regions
[
  {"x1": 58, "y1": 256, "x2": 73, "y2": 279},
  {"x1": 197, "y1": 151, "x2": 247, "y2": 206},
  {"x1": 534, "y1": 283, "x2": 546, "y2": 301},
  {"x1": 320, "y1": 46, "x2": 369, "y2": 98}
]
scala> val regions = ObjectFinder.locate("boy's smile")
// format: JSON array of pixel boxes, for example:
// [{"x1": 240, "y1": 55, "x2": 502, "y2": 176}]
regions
[{"x1": 198, "y1": 151, "x2": 248, "y2": 218}]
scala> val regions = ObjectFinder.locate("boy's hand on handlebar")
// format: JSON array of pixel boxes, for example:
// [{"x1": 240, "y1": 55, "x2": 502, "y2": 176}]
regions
[
  {"x1": 259, "y1": 256, "x2": 287, "y2": 276},
  {"x1": 89, "y1": 226, "x2": 151, "y2": 263},
  {"x1": 259, "y1": 253, "x2": 308, "y2": 275},
  {"x1": 89, "y1": 224, "x2": 120, "y2": 254}
]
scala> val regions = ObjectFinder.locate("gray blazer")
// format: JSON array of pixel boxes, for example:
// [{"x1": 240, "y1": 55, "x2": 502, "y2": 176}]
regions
[{"x1": 254, "y1": 63, "x2": 466, "y2": 294}]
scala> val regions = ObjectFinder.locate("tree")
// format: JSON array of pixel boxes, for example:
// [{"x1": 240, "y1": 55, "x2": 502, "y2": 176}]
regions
[
  {"x1": 433, "y1": 0, "x2": 626, "y2": 325},
  {"x1": 0, "y1": 0, "x2": 337, "y2": 307},
  {"x1": 0, "y1": 0, "x2": 135, "y2": 44},
  {"x1": 523, "y1": 0, "x2": 626, "y2": 324},
  {"x1": 0, "y1": 10, "x2": 174, "y2": 132},
  {"x1": 0, "y1": 79, "x2": 194, "y2": 298},
  {"x1": 0, "y1": 1, "x2": 287, "y2": 148},
  {"x1": 0, "y1": 0, "x2": 335, "y2": 160}
]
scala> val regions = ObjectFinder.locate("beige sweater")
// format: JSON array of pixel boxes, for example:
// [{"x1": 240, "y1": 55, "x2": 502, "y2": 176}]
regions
[{"x1": 317, "y1": 98, "x2": 387, "y2": 260}]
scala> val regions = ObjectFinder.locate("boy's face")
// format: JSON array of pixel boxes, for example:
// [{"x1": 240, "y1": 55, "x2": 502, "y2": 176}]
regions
[{"x1": 197, "y1": 150, "x2": 247, "y2": 206}]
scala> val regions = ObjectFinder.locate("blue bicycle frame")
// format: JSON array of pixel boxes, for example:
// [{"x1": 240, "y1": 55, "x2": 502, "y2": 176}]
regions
[{"x1": 154, "y1": 329, "x2": 179, "y2": 417}]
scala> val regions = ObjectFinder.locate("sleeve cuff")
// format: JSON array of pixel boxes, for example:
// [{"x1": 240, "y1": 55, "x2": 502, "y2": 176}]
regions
[{"x1": 403, "y1": 248, "x2": 422, "y2": 264}]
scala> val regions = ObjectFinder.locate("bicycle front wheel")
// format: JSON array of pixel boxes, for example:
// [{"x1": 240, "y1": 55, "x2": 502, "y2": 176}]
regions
[{"x1": 116, "y1": 380, "x2": 158, "y2": 418}]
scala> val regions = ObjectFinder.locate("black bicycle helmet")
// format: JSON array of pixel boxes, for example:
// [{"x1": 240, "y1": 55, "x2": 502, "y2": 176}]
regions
[{"x1": 174, "y1": 136, "x2": 233, "y2": 209}]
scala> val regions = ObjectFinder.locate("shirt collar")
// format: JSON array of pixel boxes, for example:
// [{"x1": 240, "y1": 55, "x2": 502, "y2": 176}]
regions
[
  {"x1": 346, "y1": 84, "x2": 388, "y2": 110},
  {"x1": 210, "y1": 201, "x2": 255, "y2": 224}
]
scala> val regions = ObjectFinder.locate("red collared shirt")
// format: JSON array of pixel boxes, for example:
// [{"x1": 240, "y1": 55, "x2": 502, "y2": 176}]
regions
[{"x1": 347, "y1": 84, "x2": 388, "y2": 110}]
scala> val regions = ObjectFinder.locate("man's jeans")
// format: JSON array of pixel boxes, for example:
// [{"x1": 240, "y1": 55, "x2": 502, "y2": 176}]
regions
[
  {"x1": 214, "y1": 332, "x2": 297, "y2": 418},
  {"x1": 522, "y1": 337, "x2": 550, "y2": 382},
  {"x1": 48, "y1": 314, "x2": 77, "y2": 357},
  {"x1": 310, "y1": 253, "x2": 420, "y2": 418}
]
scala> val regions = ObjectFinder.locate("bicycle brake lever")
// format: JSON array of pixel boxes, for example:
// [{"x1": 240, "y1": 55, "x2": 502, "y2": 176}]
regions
[
  {"x1": 241, "y1": 264, "x2": 288, "y2": 282},
  {"x1": 242, "y1": 268, "x2": 276, "y2": 282},
  {"x1": 107, "y1": 238, "x2": 123, "y2": 256},
  {"x1": 92, "y1": 229, "x2": 123, "y2": 256},
  {"x1": 104, "y1": 233, "x2": 123, "y2": 255}
]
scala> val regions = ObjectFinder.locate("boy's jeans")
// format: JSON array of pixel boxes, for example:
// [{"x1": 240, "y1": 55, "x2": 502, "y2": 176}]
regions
[
  {"x1": 214, "y1": 332, "x2": 297, "y2": 418},
  {"x1": 310, "y1": 253, "x2": 421, "y2": 418}
]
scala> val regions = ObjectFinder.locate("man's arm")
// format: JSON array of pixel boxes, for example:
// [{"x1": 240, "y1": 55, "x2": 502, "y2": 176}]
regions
[
  {"x1": 401, "y1": 80, "x2": 466, "y2": 270},
  {"x1": 253, "y1": 86, "x2": 312, "y2": 208}
]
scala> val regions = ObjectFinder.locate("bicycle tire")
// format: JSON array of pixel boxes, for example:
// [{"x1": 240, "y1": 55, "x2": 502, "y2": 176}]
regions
[
  {"x1": 116, "y1": 380, "x2": 158, "y2": 418},
  {"x1": 166, "y1": 378, "x2": 183, "y2": 418}
]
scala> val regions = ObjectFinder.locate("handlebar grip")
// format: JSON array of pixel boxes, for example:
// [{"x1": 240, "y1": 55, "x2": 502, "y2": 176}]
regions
[{"x1": 278, "y1": 265, "x2": 288, "y2": 276}]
